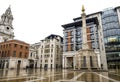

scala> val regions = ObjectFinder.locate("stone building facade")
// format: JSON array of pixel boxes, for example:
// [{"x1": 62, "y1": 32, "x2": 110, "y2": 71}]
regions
[
  {"x1": 28, "y1": 42, "x2": 40, "y2": 68},
  {"x1": 0, "y1": 6, "x2": 14, "y2": 42},
  {"x1": 38, "y1": 34, "x2": 63, "y2": 69},
  {"x1": 0, "y1": 40, "x2": 29, "y2": 69}
]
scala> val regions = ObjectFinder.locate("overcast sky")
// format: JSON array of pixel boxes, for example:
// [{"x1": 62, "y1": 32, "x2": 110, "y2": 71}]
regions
[{"x1": 0, "y1": 0, "x2": 120, "y2": 44}]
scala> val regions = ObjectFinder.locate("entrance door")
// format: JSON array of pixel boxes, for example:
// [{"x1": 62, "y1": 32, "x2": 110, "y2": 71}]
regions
[
  {"x1": 67, "y1": 57, "x2": 73, "y2": 69},
  {"x1": 35, "y1": 62, "x2": 37, "y2": 68},
  {"x1": 51, "y1": 64, "x2": 52, "y2": 69},
  {"x1": 29, "y1": 60, "x2": 34, "y2": 68},
  {"x1": 6, "y1": 62, "x2": 9, "y2": 68},
  {"x1": 44, "y1": 64, "x2": 48, "y2": 69},
  {"x1": 17, "y1": 61, "x2": 21, "y2": 69}
]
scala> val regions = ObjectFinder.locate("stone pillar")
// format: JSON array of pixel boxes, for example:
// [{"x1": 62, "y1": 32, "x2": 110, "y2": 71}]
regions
[
  {"x1": 86, "y1": 55, "x2": 90, "y2": 70},
  {"x1": 78, "y1": 56, "x2": 81, "y2": 69},
  {"x1": 64, "y1": 56, "x2": 67, "y2": 69},
  {"x1": 34, "y1": 61, "x2": 35, "y2": 68},
  {"x1": 62, "y1": 56, "x2": 65, "y2": 68},
  {"x1": 81, "y1": 12, "x2": 89, "y2": 49},
  {"x1": 63, "y1": 56, "x2": 67, "y2": 69},
  {"x1": 4, "y1": 61, "x2": 7, "y2": 69},
  {"x1": 73, "y1": 55, "x2": 76, "y2": 70}
]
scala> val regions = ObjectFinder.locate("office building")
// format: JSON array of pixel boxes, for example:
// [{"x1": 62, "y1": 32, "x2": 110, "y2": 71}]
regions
[{"x1": 101, "y1": 7, "x2": 120, "y2": 69}]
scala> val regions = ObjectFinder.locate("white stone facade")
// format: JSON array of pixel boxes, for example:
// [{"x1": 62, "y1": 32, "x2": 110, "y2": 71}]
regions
[
  {"x1": 38, "y1": 34, "x2": 63, "y2": 69},
  {"x1": 62, "y1": 51, "x2": 78, "y2": 69},
  {"x1": 0, "y1": 58, "x2": 28, "y2": 69},
  {"x1": 0, "y1": 6, "x2": 14, "y2": 42},
  {"x1": 28, "y1": 43, "x2": 40, "y2": 68}
]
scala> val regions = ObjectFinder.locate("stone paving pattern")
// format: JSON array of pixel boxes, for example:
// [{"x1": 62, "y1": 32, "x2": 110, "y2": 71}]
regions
[{"x1": 0, "y1": 69, "x2": 120, "y2": 82}]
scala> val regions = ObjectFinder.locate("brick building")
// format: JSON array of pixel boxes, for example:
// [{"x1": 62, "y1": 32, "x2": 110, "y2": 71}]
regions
[{"x1": 0, "y1": 39, "x2": 29, "y2": 69}]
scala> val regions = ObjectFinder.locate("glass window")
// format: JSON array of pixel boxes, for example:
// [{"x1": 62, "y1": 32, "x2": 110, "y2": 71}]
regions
[
  {"x1": 71, "y1": 31, "x2": 74, "y2": 36},
  {"x1": 45, "y1": 60, "x2": 48, "y2": 63},
  {"x1": 20, "y1": 45, "x2": 23, "y2": 48},
  {"x1": 19, "y1": 52, "x2": 22, "y2": 57},
  {"x1": 71, "y1": 38, "x2": 74, "y2": 42},
  {"x1": 14, "y1": 44, "x2": 17, "y2": 47},
  {"x1": 13, "y1": 51, "x2": 16, "y2": 57},
  {"x1": 65, "y1": 32, "x2": 68, "y2": 37},
  {"x1": 92, "y1": 42, "x2": 95, "y2": 48},
  {"x1": 31, "y1": 53, "x2": 32, "y2": 57},
  {"x1": 76, "y1": 30, "x2": 81, "y2": 35}
]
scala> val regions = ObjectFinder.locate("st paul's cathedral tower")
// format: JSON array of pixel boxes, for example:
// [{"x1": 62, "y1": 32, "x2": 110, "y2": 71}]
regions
[{"x1": 0, "y1": 6, "x2": 14, "y2": 42}]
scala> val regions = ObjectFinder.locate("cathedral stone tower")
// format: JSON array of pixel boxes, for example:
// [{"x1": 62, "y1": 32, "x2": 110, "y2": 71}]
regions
[{"x1": 0, "y1": 6, "x2": 14, "y2": 42}]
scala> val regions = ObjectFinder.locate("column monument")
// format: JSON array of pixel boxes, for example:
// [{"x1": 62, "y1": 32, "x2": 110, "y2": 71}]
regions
[{"x1": 76, "y1": 5, "x2": 99, "y2": 70}]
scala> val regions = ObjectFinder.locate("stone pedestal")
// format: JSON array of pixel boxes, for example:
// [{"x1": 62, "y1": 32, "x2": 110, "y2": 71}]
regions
[{"x1": 76, "y1": 49, "x2": 99, "y2": 70}]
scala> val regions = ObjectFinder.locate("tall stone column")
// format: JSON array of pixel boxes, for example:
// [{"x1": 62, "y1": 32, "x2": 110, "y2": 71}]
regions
[
  {"x1": 76, "y1": 5, "x2": 99, "y2": 70},
  {"x1": 81, "y1": 5, "x2": 89, "y2": 50}
]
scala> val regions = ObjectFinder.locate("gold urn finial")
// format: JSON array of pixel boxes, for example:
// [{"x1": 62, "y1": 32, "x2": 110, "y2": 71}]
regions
[{"x1": 82, "y1": 5, "x2": 85, "y2": 13}]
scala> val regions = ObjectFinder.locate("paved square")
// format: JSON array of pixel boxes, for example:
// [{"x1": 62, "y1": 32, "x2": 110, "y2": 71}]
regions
[{"x1": 0, "y1": 69, "x2": 120, "y2": 82}]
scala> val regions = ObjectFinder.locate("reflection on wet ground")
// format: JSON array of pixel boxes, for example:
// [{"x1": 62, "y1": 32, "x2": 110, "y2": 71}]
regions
[{"x1": 0, "y1": 69, "x2": 120, "y2": 82}]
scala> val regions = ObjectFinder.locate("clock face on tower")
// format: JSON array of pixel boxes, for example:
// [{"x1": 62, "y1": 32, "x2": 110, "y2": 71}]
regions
[{"x1": 6, "y1": 27, "x2": 10, "y2": 31}]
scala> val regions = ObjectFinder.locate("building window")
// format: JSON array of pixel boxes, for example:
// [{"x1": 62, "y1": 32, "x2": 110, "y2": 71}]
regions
[
  {"x1": 45, "y1": 49, "x2": 50, "y2": 53},
  {"x1": 71, "y1": 31, "x2": 74, "y2": 36},
  {"x1": 83, "y1": 56, "x2": 86, "y2": 67},
  {"x1": 5, "y1": 51, "x2": 7, "y2": 57},
  {"x1": 45, "y1": 60, "x2": 48, "y2": 63},
  {"x1": 90, "y1": 56, "x2": 93, "y2": 67},
  {"x1": 3, "y1": 45, "x2": 5, "y2": 48},
  {"x1": 19, "y1": 52, "x2": 22, "y2": 57},
  {"x1": 13, "y1": 51, "x2": 16, "y2": 57},
  {"x1": 65, "y1": 32, "x2": 68, "y2": 37},
  {"x1": 31, "y1": 53, "x2": 32, "y2": 57},
  {"x1": 26, "y1": 46, "x2": 28, "y2": 49},
  {"x1": 71, "y1": 38, "x2": 74, "y2": 42},
  {"x1": 41, "y1": 50, "x2": 43, "y2": 54},
  {"x1": 6, "y1": 44, "x2": 8, "y2": 48},
  {"x1": 14, "y1": 44, "x2": 17, "y2": 47},
  {"x1": 76, "y1": 30, "x2": 81, "y2": 35},
  {"x1": 51, "y1": 49, "x2": 53, "y2": 52},
  {"x1": 20, "y1": 45, "x2": 23, "y2": 48},
  {"x1": 2, "y1": 51, "x2": 4, "y2": 57},
  {"x1": 45, "y1": 45, "x2": 49, "y2": 48},
  {"x1": 51, "y1": 44, "x2": 53, "y2": 48},
  {"x1": 25, "y1": 53, "x2": 27, "y2": 58}
]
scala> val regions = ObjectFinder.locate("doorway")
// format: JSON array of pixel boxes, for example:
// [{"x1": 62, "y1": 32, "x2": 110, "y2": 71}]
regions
[
  {"x1": 17, "y1": 60, "x2": 21, "y2": 69},
  {"x1": 44, "y1": 64, "x2": 48, "y2": 69},
  {"x1": 67, "y1": 57, "x2": 73, "y2": 69}
]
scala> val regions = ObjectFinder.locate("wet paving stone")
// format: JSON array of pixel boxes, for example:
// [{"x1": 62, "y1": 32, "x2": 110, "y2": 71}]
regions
[{"x1": 0, "y1": 69, "x2": 120, "y2": 82}]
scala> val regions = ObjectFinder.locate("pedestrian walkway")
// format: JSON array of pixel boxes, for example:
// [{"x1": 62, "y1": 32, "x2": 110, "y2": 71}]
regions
[{"x1": 0, "y1": 69, "x2": 120, "y2": 82}]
